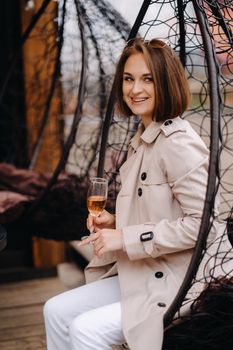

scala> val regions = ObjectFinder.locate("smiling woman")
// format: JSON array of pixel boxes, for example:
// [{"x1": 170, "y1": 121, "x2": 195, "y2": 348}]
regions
[
  {"x1": 114, "y1": 38, "x2": 190, "y2": 123},
  {"x1": 122, "y1": 53, "x2": 155, "y2": 128},
  {"x1": 43, "y1": 38, "x2": 219, "y2": 350}
]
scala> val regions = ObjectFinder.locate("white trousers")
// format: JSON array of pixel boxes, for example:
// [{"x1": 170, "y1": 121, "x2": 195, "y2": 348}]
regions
[{"x1": 43, "y1": 276, "x2": 125, "y2": 350}]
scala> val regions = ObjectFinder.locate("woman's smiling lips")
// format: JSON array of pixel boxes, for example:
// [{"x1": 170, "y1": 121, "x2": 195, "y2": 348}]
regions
[{"x1": 130, "y1": 97, "x2": 148, "y2": 104}]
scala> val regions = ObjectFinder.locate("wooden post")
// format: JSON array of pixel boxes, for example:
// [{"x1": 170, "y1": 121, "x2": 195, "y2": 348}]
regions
[{"x1": 20, "y1": 0, "x2": 66, "y2": 268}]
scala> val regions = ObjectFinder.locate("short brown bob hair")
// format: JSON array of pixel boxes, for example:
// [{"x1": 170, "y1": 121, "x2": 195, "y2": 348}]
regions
[{"x1": 114, "y1": 38, "x2": 190, "y2": 122}]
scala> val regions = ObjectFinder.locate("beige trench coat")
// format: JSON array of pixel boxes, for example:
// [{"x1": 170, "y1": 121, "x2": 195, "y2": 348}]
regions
[{"x1": 85, "y1": 117, "x2": 218, "y2": 350}]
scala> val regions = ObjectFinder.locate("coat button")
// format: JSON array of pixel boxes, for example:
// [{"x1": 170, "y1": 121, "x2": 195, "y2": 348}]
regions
[
  {"x1": 155, "y1": 271, "x2": 163, "y2": 278},
  {"x1": 157, "y1": 302, "x2": 166, "y2": 307},
  {"x1": 138, "y1": 188, "x2": 142, "y2": 196},
  {"x1": 141, "y1": 172, "x2": 147, "y2": 181},
  {"x1": 164, "y1": 119, "x2": 173, "y2": 126}
]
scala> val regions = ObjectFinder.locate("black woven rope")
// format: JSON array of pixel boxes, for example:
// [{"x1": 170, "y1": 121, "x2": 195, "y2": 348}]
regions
[{"x1": 164, "y1": 0, "x2": 221, "y2": 326}]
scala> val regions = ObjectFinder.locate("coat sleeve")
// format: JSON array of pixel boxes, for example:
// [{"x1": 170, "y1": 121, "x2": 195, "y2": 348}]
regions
[{"x1": 122, "y1": 129, "x2": 218, "y2": 261}]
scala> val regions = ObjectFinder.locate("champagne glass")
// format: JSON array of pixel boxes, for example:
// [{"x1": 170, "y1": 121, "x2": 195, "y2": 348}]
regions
[
  {"x1": 85, "y1": 177, "x2": 108, "y2": 237},
  {"x1": 87, "y1": 177, "x2": 108, "y2": 218}
]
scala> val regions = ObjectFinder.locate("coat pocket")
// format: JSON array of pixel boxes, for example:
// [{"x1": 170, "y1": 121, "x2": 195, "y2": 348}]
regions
[{"x1": 139, "y1": 171, "x2": 168, "y2": 186}]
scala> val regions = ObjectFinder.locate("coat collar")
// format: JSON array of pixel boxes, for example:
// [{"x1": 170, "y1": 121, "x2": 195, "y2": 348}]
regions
[
  {"x1": 129, "y1": 121, "x2": 163, "y2": 151},
  {"x1": 129, "y1": 117, "x2": 185, "y2": 151}
]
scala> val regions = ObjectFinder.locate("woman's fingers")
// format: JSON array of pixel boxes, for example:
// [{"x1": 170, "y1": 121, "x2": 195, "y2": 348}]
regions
[
  {"x1": 94, "y1": 210, "x2": 115, "y2": 229},
  {"x1": 87, "y1": 215, "x2": 95, "y2": 233},
  {"x1": 86, "y1": 211, "x2": 116, "y2": 234},
  {"x1": 78, "y1": 232, "x2": 104, "y2": 257},
  {"x1": 93, "y1": 244, "x2": 104, "y2": 257},
  {"x1": 78, "y1": 232, "x2": 99, "y2": 246},
  {"x1": 78, "y1": 229, "x2": 123, "y2": 255},
  {"x1": 93, "y1": 239, "x2": 104, "y2": 253}
]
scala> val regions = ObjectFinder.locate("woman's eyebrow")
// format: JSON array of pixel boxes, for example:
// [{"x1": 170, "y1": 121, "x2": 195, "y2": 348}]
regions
[{"x1": 123, "y1": 72, "x2": 152, "y2": 76}]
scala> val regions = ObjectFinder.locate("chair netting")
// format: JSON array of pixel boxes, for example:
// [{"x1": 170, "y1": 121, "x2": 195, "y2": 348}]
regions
[{"x1": 0, "y1": 0, "x2": 233, "y2": 346}]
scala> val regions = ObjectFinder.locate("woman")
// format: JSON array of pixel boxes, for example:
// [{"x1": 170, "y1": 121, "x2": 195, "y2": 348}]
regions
[{"x1": 44, "y1": 38, "x2": 217, "y2": 350}]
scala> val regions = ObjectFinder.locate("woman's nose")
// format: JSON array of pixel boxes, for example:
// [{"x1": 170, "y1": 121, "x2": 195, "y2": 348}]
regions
[{"x1": 131, "y1": 80, "x2": 142, "y2": 94}]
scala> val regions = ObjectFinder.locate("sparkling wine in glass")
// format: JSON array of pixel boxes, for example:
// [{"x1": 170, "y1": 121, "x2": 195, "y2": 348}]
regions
[{"x1": 87, "y1": 177, "x2": 108, "y2": 220}]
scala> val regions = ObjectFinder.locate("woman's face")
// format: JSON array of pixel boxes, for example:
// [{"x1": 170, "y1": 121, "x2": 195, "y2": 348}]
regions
[{"x1": 122, "y1": 53, "x2": 155, "y2": 127}]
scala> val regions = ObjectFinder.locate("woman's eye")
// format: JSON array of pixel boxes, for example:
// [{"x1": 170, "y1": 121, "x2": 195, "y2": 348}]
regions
[
  {"x1": 144, "y1": 76, "x2": 153, "y2": 82},
  {"x1": 123, "y1": 76, "x2": 133, "y2": 82}
]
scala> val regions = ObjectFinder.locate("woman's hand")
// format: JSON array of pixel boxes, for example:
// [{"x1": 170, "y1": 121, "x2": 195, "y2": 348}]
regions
[
  {"x1": 87, "y1": 209, "x2": 115, "y2": 233},
  {"x1": 78, "y1": 229, "x2": 123, "y2": 257}
]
